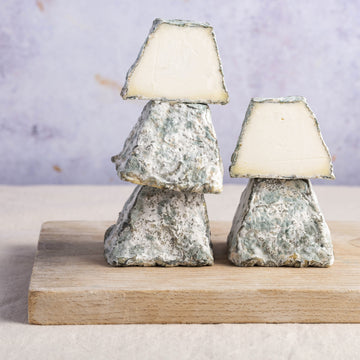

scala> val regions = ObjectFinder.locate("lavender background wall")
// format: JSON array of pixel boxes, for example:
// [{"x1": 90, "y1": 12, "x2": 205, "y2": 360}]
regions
[{"x1": 1, "y1": 0, "x2": 359, "y2": 185}]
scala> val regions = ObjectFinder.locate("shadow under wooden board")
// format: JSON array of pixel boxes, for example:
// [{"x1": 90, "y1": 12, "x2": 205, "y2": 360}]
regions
[{"x1": 28, "y1": 221, "x2": 360, "y2": 325}]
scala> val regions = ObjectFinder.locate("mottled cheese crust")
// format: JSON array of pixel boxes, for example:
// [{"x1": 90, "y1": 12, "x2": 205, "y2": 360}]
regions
[
  {"x1": 104, "y1": 185, "x2": 213, "y2": 266},
  {"x1": 112, "y1": 101, "x2": 223, "y2": 193},
  {"x1": 227, "y1": 178, "x2": 334, "y2": 267}
]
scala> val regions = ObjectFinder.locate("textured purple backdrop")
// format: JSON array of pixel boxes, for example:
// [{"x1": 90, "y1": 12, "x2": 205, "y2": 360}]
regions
[{"x1": 1, "y1": 0, "x2": 359, "y2": 185}]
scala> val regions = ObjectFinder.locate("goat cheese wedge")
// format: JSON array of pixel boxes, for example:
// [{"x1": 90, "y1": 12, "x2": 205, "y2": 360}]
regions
[
  {"x1": 121, "y1": 19, "x2": 229, "y2": 104},
  {"x1": 230, "y1": 97, "x2": 334, "y2": 179}
]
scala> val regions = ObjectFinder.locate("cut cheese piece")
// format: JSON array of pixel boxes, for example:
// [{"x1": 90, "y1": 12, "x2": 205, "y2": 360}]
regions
[
  {"x1": 230, "y1": 96, "x2": 334, "y2": 179},
  {"x1": 121, "y1": 19, "x2": 229, "y2": 104}
]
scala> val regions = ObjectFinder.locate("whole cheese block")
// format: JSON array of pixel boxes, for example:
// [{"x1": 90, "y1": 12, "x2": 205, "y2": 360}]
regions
[
  {"x1": 229, "y1": 96, "x2": 334, "y2": 179},
  {"x1": 112, "y1": 101, "x2": 223, "y2": 193},
  {"x1": 104, "y1": 185, "x2": 213, "y2": 266},
  {"x1": 227, "y1": 178, "x2": 334, "y2": 267},
  {"x1": 121, "y1": 19, "x2": 229, "y2": 104}
]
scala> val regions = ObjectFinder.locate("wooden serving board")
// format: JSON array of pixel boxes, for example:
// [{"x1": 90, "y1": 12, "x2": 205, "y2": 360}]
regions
[{"x1": 28, "y1": 221, "x2": 360, "y2": 324}]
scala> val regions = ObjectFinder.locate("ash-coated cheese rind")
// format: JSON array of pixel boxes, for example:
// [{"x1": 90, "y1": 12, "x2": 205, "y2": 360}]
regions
[
  {"x1": 112, "y1": 101, "x2": 223, "y2": 193},
  {"x1": 230, "y1": 96, "x2": 335, "y2": 179},
  {"x1": 227, "y1": 178, "x2": 334, "y2": 267},
  {"x1": 104, "y1": 185, "x2": 213, "y2": 266},
  {"x1": 121, "y1": 18, "x2": 229, "y2": 104}
]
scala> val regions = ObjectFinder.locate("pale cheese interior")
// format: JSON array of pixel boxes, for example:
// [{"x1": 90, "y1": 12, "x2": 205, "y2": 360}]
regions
[
  {"x1": 126, "y1": 23, "x2": 228, "y2": 103},
  {"x1": 232, "y1": 102, "x2": 332, "y2": 178}
]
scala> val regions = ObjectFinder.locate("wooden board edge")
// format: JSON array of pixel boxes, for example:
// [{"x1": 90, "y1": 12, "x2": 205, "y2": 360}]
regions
[
  {"x1": 28, "y1": 289, "x2": 42, "y2": 325},
  {"x1": 28, "y1": 288, "x2": 360, "y2": 325}
]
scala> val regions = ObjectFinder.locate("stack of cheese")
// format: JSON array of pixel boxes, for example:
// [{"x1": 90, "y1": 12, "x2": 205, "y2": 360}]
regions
[
  {"x1": 104, "y1": 19, "x2": 229, "y2": 266},
  {"x1": 227, "y1": 97, "x2": 335, "y2": 267}
]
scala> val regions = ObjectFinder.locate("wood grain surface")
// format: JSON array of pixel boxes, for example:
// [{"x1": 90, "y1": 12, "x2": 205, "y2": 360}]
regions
[{"x1": 28, "y1": 221, "x2": 360, "y2": 324}]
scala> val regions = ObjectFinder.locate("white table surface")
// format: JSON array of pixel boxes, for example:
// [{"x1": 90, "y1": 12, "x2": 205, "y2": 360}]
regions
[{"x1": 1, "y1": 184, "x2": 360, "y2": 360}]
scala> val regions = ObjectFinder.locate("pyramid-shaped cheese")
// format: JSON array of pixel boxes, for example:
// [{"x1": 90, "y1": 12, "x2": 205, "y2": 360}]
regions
[
  {"x1": 230, "y1": 97, "x2": 334, "y2": 179},
  {"x1": 104, "y1": 185, "x2": 213, "y2": 266},
  {"x1": 112, "y1": 101, "x2": 223, "y2": 193},
  {"x1": 121, "y1": 19, "x2": 229, "y2": 104},
  {"x1": 227, "y1": 178, "x2": 334, "y2": 267}
]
